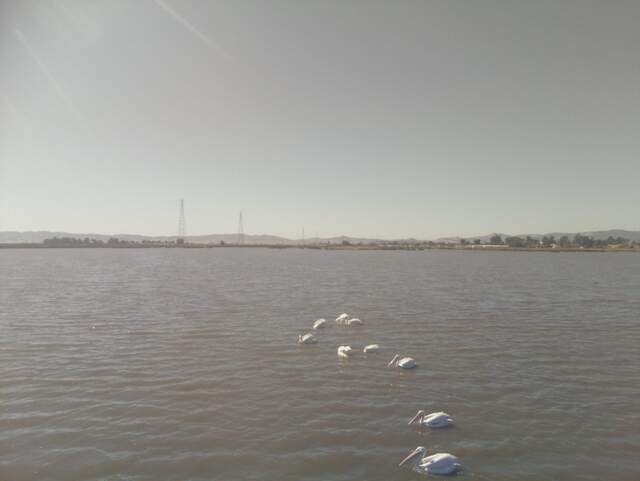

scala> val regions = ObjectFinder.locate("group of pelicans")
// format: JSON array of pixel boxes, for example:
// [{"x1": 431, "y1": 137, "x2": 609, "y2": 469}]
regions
[{"x1": 298, "y1": 313, "x2": 462, "y2": 476}]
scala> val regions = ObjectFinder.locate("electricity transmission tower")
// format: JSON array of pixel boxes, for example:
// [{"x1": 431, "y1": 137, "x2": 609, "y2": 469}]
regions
[
  {"x1": 178, "y1": 199, "x2": 186, "y2": 241},
  {"x1": 237, "y1": 211, "x2": 244, "y2": 245}
]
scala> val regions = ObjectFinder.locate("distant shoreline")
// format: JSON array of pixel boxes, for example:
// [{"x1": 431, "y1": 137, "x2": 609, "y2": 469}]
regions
[{"x1": 1, "y1": 243, "x2": 637, "y2": 253}]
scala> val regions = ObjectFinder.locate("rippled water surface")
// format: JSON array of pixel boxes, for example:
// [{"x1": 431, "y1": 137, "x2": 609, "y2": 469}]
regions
[{"x1": 1, "y1": 249, "x2": 639, "y2": 481}]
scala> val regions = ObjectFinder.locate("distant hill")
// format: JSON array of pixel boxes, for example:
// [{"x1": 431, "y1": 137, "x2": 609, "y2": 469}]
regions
[
  {"x1": 434, "y1": 236, "x2": 462, "y2": 244},
  {"x1": 320, "y1": 235, "x2": 387, "y2": 245},
  {"x1": 0, "y1": 231, "x2": 385, "y2": 245},
  {"x1": 0, "y1": 231, "x2": 294, "y2": 245}
]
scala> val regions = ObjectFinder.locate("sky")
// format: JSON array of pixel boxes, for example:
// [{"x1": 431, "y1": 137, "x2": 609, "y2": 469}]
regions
[{"x1": 1, "y1": 0, "x2": 639, "y2": 239}]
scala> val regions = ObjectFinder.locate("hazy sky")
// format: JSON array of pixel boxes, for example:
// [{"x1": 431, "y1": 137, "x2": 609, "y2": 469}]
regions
[{"x1": 1, "y1": 0, "x2": 639, "y2": 239}]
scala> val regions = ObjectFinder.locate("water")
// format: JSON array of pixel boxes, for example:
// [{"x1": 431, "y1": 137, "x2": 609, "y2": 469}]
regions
[{"x1": 1, "y1": 249, "x2": 639, "y2": 481}]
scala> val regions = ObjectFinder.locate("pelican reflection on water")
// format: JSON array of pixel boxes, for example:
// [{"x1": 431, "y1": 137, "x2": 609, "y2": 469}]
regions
[{"x1": 399, "y1": 446, "x2": 461, "y2": 475}]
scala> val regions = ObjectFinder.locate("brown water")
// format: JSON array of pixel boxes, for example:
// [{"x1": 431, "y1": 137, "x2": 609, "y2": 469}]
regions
[{"x1": 1, "y1": 249, "x2": 639, "y2": 481}]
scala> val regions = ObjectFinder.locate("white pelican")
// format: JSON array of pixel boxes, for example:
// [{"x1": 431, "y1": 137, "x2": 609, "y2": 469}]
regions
[
  {"x1": 363, "y1": 344, "x2": 379, "y2": 353},
  {"x1": 313, "y1": 318, "x2": 327, "y2": 329},
  {"x1": 388, "y1": 354, "x2": 417, "y2": 369},
  {"x1": 337, "y1": 345, "x2": 354, "y2": 358},
  {"x1": 409, "y1": 410, "x2": 453, "y2": 428},
  {"x1": 335, "y1": 313, "x2": 349, "y2": 324},
  {"x1": 298, "y1": 333, "x2": 317, "y2": 344},
  {"x1": 347, "y1": 317, "x2": 363, "y2": 326},
  {"x1": 399, "y1": 446, "x2": 461, "y2": 475}
]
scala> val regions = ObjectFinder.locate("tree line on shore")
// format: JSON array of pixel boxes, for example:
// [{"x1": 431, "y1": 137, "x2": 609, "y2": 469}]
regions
[
  {"x1": 42, "y1": 237, "x2": 141, "y2": 247},
  {"x1": 470, "y1": 233, "x2": 635, "y2": 249},
  {"x1": 34, "y1": 234, "x2": 639, "y2": 249}
]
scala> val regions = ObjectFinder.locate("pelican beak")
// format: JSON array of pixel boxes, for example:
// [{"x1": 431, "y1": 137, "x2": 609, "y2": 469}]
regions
[
  {"x1": 399, "y1": 447, "x2": 422, "y2": 467},
  {"x1": 408, "y1": 410, "x2": 424, "y2": 425},
  {"x1": 387, "y1": 354, "x2": 399, "y2": 367}
]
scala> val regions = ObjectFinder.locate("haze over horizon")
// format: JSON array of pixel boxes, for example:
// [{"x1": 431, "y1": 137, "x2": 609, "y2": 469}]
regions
[{"x1": 1, "y1": 1, "x2": 639, "y2": 239}]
